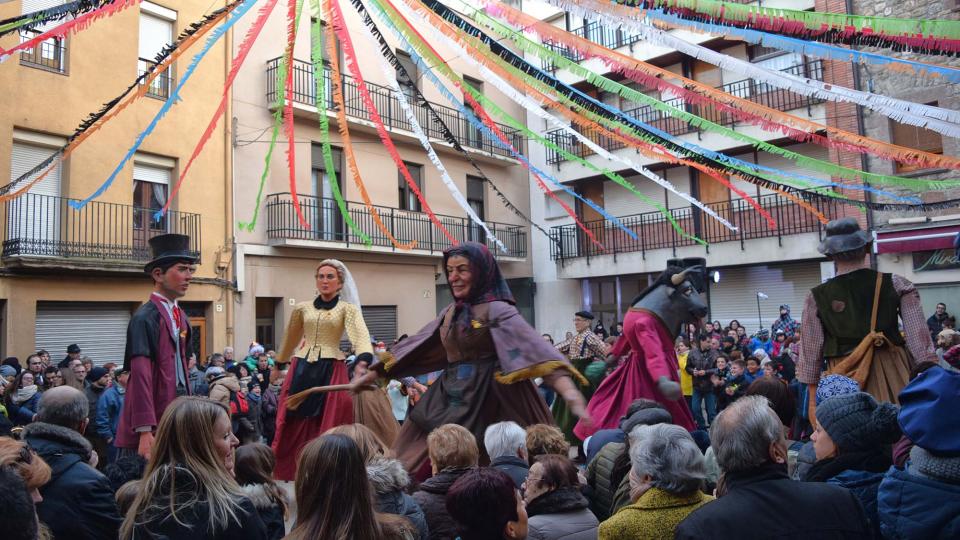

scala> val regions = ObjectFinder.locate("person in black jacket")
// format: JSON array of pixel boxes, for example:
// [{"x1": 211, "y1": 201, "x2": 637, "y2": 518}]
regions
[
  {"x1": 676, "y1": 395, "x2": 873, "y2": 540},
  {"x1": 22, "y1": 386, "x2": 122, "y2": 540},
  {"x1": 413, "y1": 424, "x2": 479, "y2": 540},
  {"x1": 484, "y1": 421, "x2": 530, "y2": 489},
  {"x1": 235, "y1": 443, "x2": 288, "y2": 540},
  {"x1": 119, "y1": 396, "x2": 267, "y2": 540},
  {"x1": 685, "y1": 334, "x2": 719, "y2": 430}
]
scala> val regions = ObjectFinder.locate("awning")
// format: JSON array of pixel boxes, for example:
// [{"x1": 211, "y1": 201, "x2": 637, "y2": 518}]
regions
[{"x1": 876, "y1": 224, "x2": 960, "y2": 255}]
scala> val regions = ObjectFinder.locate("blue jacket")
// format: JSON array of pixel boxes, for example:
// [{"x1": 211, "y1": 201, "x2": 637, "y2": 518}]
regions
[
  {"x1": 878, "y1": 466, "x2": 960, "y2": 539},
  {"x1": 95, "y1": 385, "x2": 124, "y2": 441},
  {"x1": 748, "y1": 337, "x2": 773, "y2": 355},
  {"x1": 827, "y1": 469, "x2": 885, "y2": 538},
  {"x1": 8, "y1": 391, "x2": 42, "y2": 425}
]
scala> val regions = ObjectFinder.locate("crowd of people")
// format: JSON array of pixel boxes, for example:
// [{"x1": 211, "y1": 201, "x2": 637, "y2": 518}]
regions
[
  {"x1": 0, "y1": 226, "x2": 957, "y2": 539},
  {"x1": 0, "y1": 334, "x2": 957, "y2": 539}
]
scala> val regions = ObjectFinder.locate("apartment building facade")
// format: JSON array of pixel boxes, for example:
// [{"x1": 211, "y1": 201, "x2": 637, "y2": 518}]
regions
[
  {"x1": 0, "y1": 0, "x2": 233, "y2": 363},
  {"x1": 523, "y1": 0, "x2": 883, "y2": 338},
  {"x1": 230, "y1": 2, "x2": 535, "y2": 350}
]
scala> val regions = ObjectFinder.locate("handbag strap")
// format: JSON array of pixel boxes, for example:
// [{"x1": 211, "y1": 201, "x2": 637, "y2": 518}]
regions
[{"x1": 870, "y1": 272, "x2": 884, "y2": 333}]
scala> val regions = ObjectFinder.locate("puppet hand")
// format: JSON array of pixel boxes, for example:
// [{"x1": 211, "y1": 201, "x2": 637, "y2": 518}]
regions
[
  {"x1": 138, "y1": 432, "x2": 155, "y2": 460},
  {"x1": 657, "y1": 376, "x2": 682, "y2": 401}
]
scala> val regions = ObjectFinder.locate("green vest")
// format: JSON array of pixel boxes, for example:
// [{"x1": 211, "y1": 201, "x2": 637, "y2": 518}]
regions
[{"x1": 811, "y1": 269, "x2": 905, "y2": 358}]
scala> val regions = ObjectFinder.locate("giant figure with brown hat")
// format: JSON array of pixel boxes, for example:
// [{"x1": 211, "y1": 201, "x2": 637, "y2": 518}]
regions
[
  {"x1": 115, "y1": 234, "x2": 197, "y2": 459},
  {"x1": 798, "y1": 218, "x2": 936, "y2": 425}
]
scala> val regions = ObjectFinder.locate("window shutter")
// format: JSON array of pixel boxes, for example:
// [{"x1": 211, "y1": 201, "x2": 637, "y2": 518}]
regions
[
  {"x1": 139, "y1": 12, "x2": 172, "y2": 60},
  {"x1": 133, "y1": 163, "x2": 170, "y2": 185}
]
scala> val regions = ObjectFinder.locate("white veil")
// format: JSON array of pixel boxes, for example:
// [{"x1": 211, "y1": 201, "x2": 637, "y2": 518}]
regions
[{"x1": 318, "y1": 258, "x2": 361, "y2": 307}]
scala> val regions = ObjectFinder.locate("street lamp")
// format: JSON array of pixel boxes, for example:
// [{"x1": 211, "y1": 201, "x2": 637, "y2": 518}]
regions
[{"x1": 756, "y1": 292, "x2": 768, "y2": 331}]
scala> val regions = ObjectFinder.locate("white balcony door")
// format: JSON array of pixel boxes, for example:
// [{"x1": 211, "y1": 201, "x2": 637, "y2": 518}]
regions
[{"x1": 8, "y1": 140, "x2": 62, "y2": 251}]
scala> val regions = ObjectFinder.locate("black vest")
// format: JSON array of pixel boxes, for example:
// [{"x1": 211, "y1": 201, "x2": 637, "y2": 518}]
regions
[{"x1": 811, "y1": 269, "x2": 904, "y2": 358}]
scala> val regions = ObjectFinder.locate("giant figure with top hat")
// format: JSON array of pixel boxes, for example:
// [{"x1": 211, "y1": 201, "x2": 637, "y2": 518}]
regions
[
  {"x1": 115, "y1": 234, "x2": 198, "y2": 458},
  {"x1": 798, "y1": 218, "x2": 937, "y2": 424},
  {"x1": 575, "y1": 258, "x2": 709, "y2": 438}
]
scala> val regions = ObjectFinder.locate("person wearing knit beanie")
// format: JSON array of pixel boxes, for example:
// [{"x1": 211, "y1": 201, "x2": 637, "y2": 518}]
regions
[
  {"x1": 815, "y1": 374, "x2": 860, "y2": 405},
  {"x1": 804, "y1": 392, "x2": 902, "y2": 539}
]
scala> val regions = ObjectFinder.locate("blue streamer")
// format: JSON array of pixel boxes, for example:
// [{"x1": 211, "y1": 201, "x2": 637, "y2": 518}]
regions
[
  {"x1": 644, "y1": 9, "x2": 960, "y2": 85},
  {"x1": 70, "y1": 0, "x2": 259, "y2": 210},
  {"x1": 366, "y1": 0, "x2": 638, "y2": 240}
]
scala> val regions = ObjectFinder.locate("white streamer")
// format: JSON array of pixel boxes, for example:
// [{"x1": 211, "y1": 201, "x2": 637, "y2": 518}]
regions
[
  {"x1": 395, "y1": 0, "x2": 736, "y2": 231},
  {"x1": 352, "y1": 5, "x2": 508, "y2": 253},
  {"x1": 543, "y1": 0, "x2": 960, "y2": 137}
]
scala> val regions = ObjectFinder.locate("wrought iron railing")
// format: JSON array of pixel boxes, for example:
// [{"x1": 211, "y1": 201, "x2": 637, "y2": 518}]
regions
[
  {"x1": 549, "y1": 191, "x2": 841, "y2": 261},
  {"x1": 3, "y1": 193, "x2": 201, "y2": 264},
  {"x1": 265, "y1": 58, "x2": 524, "y2": 159},
  {"x1": 138, "y1": 58, "x2": 173, "y2": 99},
  {"x1": 545, "y1": 61, "x2": 824, "y2": 165},
  {"x1": 266, "y1": 192, "x2": 527, "y2": 257},
  {"x1": 19, "y1": 29, "x2": 66, "y2": 73}
]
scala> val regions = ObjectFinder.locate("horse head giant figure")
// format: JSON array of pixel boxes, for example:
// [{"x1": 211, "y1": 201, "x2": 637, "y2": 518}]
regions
[{"x1": 574, "y1": 258, "x2": 709, "y2": 437}]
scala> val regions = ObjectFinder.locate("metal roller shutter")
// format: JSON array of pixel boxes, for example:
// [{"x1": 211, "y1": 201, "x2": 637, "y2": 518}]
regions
[
  {"x1": 36, "y1": 302, "x2": 132, "y2": 366},
  {"x1": 340, "y1": 305, "x2": 397, "y2": 349},
  {"x1": 707, "y1": 263, "x2": 820, "y2": 335}
]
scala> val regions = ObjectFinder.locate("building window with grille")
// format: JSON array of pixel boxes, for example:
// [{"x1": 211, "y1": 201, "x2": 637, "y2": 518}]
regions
[
  {"x1": 466, "y1": 175, "x2": 485, "y2": 243},
  {"x1": 399, "y1": 162, "x2": 423, "y2": 212},
  {"x1": 132, "y1": 159, "x2": 172, "y2": 237},
  {"x1": 891, "y1": 102, "x2": 944, "y2": 174},
  {"x1": 19, "y1": 0, "x2": 68, "y2": 73},
  {"x1": 139, "y1": 2, "x2": 176, "y2": 99}
]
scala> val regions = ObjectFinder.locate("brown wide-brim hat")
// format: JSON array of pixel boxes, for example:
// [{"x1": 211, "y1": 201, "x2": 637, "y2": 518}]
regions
[{"x1": 818, "y1": 218, "x2": 872, "y2": 256}]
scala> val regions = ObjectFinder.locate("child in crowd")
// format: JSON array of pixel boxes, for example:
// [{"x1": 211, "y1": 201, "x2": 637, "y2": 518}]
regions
[
  {"x1": 744, "y1": 357, "x2": 762, "y2": 384},
  {"x1": 235, "y1": 443, "x2": 289, "y2": 540},
  {"x1": 721, "y1": 359, "x2": 748, "y2": 409}
]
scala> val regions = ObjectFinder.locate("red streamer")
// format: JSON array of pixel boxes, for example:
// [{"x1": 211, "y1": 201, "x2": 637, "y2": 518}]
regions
[
  {"x1": 328, "y1": 0, "x2": 455, "y2": 243},
  {"x1": 285, "y1": 0, "x2": 309, "y2": 229},
  {"x1": 1, "y1": 0, "x2": 139, "y2": 56},
  {"x1": 162, "y1": 0, "x2": 281, "y2": 215}
]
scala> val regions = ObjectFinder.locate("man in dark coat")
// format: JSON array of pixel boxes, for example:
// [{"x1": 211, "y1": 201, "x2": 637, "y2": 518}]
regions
[
  {"x1": 115, "y1": 234, "x2": 197, "y2": 459},
  {"x1": 675, "y1": 395, "x2": 872, "y2": 539},
  {"x1": 484, "y1": 421, "x2": 530, "y2": 489},
  {"x1": 23, "y1": 386, "x2": 122, "y2": 540}
]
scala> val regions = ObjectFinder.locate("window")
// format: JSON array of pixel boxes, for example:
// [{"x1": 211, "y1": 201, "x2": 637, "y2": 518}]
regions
[
  {"x1": 139, "y1": 3, "x2": 176, "y2": 99},
  {"x1": 19, "y1": 0, "x2": 67, "y2": 73},
  {"x1": 466, "y1": 175, "x2": 485, "y2": 242},
  {"x1": 311, "y1": 143, "x2": 344, "y2": 240},
  {"x1": 310, "y1": 19, "x2": 342, "y2": 108},
  {"x1": 399, "y1": 162, "x2": 423, "y2": 212},
  {"x1": 396, "y1": 50, "x2": 418, "y2": 98},
  {"x1": 463, "y1": 76, "x2": 484, "y2": 147},
  {"x1": 891, "y1": 102, "x2": 944, "y2": 173},
  {"x1": 132, "y1": 161, "x2": 171, "y2": 233}
]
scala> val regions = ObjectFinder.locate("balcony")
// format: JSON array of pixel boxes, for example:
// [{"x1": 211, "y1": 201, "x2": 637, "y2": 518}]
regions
[
  {"x1": 139, "y1": 58, "x2": 173, "y2": 99},
  {"x1": 265, "y1": 58, "x2": 524, "y2": 160},
  {"x1": 266, "y1": 192, "x2": 527, "y2": 258},
  {"x1": 3, "y1": 193, "x2": 201, "y2": 271},
  {"x1": 545, "y1": 61, "x2": 824, "y2": 165},
  {"x1": 541, "y1": 22, "x2": 643, "y2": 71},
  {"x1": 19, "y1": 29, "x2": 66, "y2": 74},
  {"x1": 549, "y1": 191, "x2": 842, "y2": 261}
]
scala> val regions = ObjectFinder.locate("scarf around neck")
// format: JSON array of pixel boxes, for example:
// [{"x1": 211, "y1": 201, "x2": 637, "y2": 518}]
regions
[
  {"x1": 443, "y1": 242, "x2": 514, "y2": 330},
  {"x1": 13, "y1": 384, "x2": 38, "y2": 404}
]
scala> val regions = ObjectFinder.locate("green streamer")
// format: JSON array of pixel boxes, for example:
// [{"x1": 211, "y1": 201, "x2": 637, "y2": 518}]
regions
[
  {"x1": 239, "y1": 0, "x2": 305, "y2": 232},
  {"x1": 367, "y1": 0, "x2": 703, "y2": 245},
  {"x1": 471, "y1": 6, "x2": 960, "y2": 191},
  {"x1": 309, "y1": 0, "x2": 371, "y2": 245}
]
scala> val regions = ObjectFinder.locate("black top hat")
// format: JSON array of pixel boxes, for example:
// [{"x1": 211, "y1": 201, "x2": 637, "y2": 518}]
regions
[
  {"x1": 818, "y1": 218, "x2": 871, "y2": 256},
  {"x1": 144, "y1": 234, "x2": 198, "y2": 273}
]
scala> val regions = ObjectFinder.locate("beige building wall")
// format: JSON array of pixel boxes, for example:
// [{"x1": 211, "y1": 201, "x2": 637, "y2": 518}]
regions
[
  {"x1": 230, "y1": 2, "x2": 534, "y2": 352},
  {"x1": 0, "y1": 1, "x2": 233, "y2": 361}
]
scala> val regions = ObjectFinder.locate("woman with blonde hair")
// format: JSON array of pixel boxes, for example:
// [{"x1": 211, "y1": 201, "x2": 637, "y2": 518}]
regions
[
  {"x1": 272, "y1": 259, "x2": 389, "y2": 480},
  {"x1": 0, "y1": 436, "x2": 53, "y2": 540},
  {"x1": 120, "y1": 396, "x2": 267, "y2": 540}
]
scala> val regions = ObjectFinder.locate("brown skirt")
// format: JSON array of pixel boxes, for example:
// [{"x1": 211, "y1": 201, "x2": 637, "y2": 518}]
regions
[
  {"x1": 353, "y1": 387, "x2": 401, "y2": 448},
  {"x1": 827, "y1": 343, "x2": 912, "y2": 404}
]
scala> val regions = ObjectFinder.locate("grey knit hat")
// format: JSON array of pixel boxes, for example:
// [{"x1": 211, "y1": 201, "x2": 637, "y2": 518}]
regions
[
  {"x1": 910, "y1": 446, "x2": 960, "y2": 484},
  {"x1": 817, "y1": 392, "x2": 901, "y2": 453}
]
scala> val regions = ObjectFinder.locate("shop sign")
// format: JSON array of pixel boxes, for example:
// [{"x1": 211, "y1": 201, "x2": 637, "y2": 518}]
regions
[{"x1": 913, "y1": 249, "x2": 960, "y2": 272}]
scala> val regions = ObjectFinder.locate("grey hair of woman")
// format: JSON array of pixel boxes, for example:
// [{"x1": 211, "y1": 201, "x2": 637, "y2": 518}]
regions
[
  {"x1": 484, "y1": 421, "x2": 527, "y2": 460},
  {"x1": 710, "y1": 395, "x2": 783, "y2": 474},
  {"x1": 629, "y1": 423, "x2": 706, "y2": 495}
]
